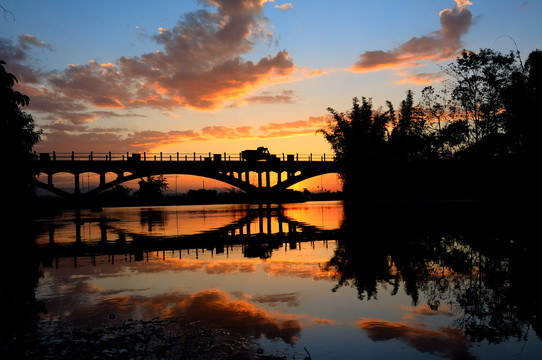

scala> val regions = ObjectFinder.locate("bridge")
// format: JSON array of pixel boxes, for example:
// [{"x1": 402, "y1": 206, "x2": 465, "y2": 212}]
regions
[{"x1": 33, "y1": 151, "x2": 339, "y2": 197}]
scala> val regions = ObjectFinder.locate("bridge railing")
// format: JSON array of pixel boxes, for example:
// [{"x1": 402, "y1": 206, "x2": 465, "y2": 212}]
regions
[{"x1": 34, "y1": 151, "x2": 335, "y2": 162}]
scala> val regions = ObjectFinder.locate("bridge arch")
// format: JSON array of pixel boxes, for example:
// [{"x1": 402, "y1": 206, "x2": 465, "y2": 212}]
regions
[{"x1": 33, "y1": 152, "x2": 339, "y2": 198}]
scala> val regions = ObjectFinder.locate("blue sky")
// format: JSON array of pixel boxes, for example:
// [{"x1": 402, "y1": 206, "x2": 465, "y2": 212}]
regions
[{"x1": 1, "y1": 0, "x2": 540, "y2": 191}]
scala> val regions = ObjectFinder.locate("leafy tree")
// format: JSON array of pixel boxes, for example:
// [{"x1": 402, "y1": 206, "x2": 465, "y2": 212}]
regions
[
  {"x1": 502, "y1": 49, "x2": 542, "y2": 158},
  {"x1": 319, "y1": 48, "x2": 542, "y2": 201},
  {"x1": 106, "y1": 184, "x2": 132, "y2": 202},
  {"x1": 444, "y1": 49, "x2": 519, "y2": 149},
  {"x1": 318, "y1": 97, "x2": 393, "y2": 196},
  {"x1": 1, "y1": 60, "x2": 42, "y2": 203},
  {"x1": 389, "y1": 90, "x2": 432, "y2": 161},
  {"x1": 134, "y1": 175, "x2": 169, "y2": 200}
]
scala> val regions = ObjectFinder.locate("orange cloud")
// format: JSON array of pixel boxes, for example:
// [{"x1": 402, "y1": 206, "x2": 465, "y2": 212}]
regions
[
  {"x1": 396, "y1": 71, "x2": 445, "y2": 85},
  {"x1": 351, "y1": 0, "x2": 473, "y2": 73},
  {"x1": 9, "y1": 0, "x2": 297, "y2": 124},
  {"x1": 275, "y1": 3, "x2": 293, "y2": 11},
  {"x1": 261, "y1": 259, "x2": 339, "y2": 280},
  {"x1": 36, "y1": 115, "x2": 332, "y2": 152},
  {"x1": 358, "y1": 318, "x2": 474, "y2": 359},
  {"x1": 121, "y1": 289, "x2": 304, "y2": 344}
]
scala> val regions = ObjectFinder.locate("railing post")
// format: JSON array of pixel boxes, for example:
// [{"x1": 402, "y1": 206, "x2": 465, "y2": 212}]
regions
[
  {"x1": 71, "y1": 151, "x2": 75, "y2": 161},
  {"x1": 53, "y1": 151, "x2": 56, "y2": 161},
  {"x1": 160, "y1": 152, "x2": 163, "y2": 161},
  {"x1": 90, "y1": 151, "x2": 93, "y2": 161},
  {"x1": 126, "y1": 152, "x2": 129, "y2": 160},
  {"x1": 144, "y1": 152, "x2": 146, "y2": 161},
  {"x1": 109, "y1": 151, "x2": 112, "y2": 161},
  {"x1": 194, "y1": 152, "x2": 196, "y2": 161},
  {"x1": 323, "y1": 153, "x2": 326, "y2": 162},
  {"x1": 296, "y1": 153, "x2": 298, "y2": 161},
  {"x1": 177, "y1": 152, "x2": 179, "y2": 161}
]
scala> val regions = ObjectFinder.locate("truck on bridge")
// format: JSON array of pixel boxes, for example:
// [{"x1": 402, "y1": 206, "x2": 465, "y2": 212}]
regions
[{"x1": 241, "y1": 147, "x2": 278, "y2": 162}]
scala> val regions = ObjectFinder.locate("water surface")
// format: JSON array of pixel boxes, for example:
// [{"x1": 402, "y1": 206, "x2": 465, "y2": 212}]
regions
[{"x1": 30, "y1": 201, "x2": 541, "y2": 359}]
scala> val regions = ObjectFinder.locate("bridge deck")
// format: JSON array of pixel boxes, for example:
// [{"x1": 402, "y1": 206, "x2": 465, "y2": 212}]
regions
[{"x1": 32, "y1": 151, "x2": 339, "y2": 196}]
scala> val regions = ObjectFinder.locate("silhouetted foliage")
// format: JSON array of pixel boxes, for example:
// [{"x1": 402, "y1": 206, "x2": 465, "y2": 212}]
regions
[
  {"x1": 318, "y1": 97, "x2": 393, "y2": 198},
  {"x1": 108, "y1": 184, "x2": 132, "y2": 200},
  {"x1": 319, "y1": 48, "x2": 541, "y2": 201},
  {"x1": 326, "y1": 203, "x2": 541, "y2": 344},
  {"x1": 1, "y1": 61, "x2": 42, "y2": 204},
  {"x1": 134, "y1": 175, "x2": 169, "y2": 200}
]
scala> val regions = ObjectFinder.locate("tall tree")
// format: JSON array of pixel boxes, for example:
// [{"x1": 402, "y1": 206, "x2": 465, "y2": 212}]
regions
[
  {"x1": 389, "y1": 90, "x2": 431, "y2": 161},
  {"x1": 318, "y1": 97, "x2": 393, "y2": 197},
  {"x1": 1, "y1": 61, "x2": 42, "y2": 204},
  {"x1": 444, "y1": 49, "x2": 518, "y2": 150}
]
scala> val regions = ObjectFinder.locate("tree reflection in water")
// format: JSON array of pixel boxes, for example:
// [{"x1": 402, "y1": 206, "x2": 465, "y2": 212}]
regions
[{"x1": 325, "y1": 202, "x2": 541, "y2": 344}]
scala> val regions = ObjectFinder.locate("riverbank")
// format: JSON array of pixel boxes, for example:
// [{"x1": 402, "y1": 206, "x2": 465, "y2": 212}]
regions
[
  {"x1": 15, "y1": 317, "x2": 291, "y2": 360},
  {"x1": 28, "y1": 190, "x2": 344, "y2": 215}
]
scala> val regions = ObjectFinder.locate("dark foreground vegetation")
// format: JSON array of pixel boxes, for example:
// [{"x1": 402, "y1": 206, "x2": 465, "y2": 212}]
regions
[{"x1": 319, "y1": 48, "x2": 542, "y2": 203}]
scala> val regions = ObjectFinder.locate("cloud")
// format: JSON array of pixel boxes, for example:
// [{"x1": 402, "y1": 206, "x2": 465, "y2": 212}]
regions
[
  {"x1": 358, "y1": 318, "x2": 475, "y2": 359},
  {"x1": 0, "y1": 35, "x2": 52, "y2": 84},
  {"x1": 51, "y1": 0, "x2": 294, "y2": 111},
  {"x1": 18, "y1": 34, "x2": 54, "y2": 51},
  {"x1": 244, "y1": 89, "x2": 297, "y2": 104},
  {"x1": 8, "y1": 0, "x2": 297, "y2": 125},
  {"x1": 35, "y1": 114, "x2": 332, "y2": 152},
  {"x1": 275, "y1": 3, "x2": 293, "y2": 11},
  {"x1": 351, "y1": 0, "x2": 473, "y2": 73},
  {"x1": 396, "y1": 71, "x2": 445, "y2": 85},
  {"x1": 251, "y1": 292, "x2": 301, "y2": 307}
]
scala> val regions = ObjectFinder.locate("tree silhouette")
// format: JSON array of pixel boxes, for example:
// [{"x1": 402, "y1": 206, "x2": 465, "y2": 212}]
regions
[
  {"x1": 318, "y1": 97, "x2": 393, "y2": 198},
  {"x1": 326, "y1": 203, "x2": 542, "y2": 343},
  {"x1": 134, "y1": 175, "x2": 169, "y2": 200},
  {"x1": 1, "y1": 61, "x2": 42, "y2": 205},
  {"x1": 319, "y1": 48, "x2": 540, "y2": 202}
]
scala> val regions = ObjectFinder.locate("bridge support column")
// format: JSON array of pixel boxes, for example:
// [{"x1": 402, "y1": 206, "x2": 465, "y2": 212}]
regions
[
  {"x1": 245, "y1": 171, "x2": 250, "y2": 184},
  {"x1": 74, "y1": 173, "x2": 80, "y2": 194},
  {"x1": 48, "y1": 173, "x2": 53, "y2": 186},
  {"x1": 99, "y1": 173, "x2": 105, "y2": 187},
  {"x1": 266, "y1": 171, "x2": 270, "y2": 188},
  {"x1": 258, "y1": 172, "x2": 262, "y2": 188}
]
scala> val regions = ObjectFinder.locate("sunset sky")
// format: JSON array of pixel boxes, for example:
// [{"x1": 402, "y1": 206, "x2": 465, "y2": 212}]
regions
[{"x1": 2, "y1": 0, "x2": 541, "y2": 193}]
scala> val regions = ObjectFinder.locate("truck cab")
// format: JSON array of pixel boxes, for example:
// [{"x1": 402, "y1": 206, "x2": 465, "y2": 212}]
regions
[{"x1": 241, "y1": 147, "x2": 271, "y2": 161}]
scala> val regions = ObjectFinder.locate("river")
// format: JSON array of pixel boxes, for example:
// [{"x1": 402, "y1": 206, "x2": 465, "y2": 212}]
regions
[{"x1": 18, "y1": 201, "x2": 542, "y2": 359}]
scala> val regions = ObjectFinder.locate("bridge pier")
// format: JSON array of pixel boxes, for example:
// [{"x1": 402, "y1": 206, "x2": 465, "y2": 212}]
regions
[{"x1": 74, "y1": 173, "x2": 80, "y2": 195}]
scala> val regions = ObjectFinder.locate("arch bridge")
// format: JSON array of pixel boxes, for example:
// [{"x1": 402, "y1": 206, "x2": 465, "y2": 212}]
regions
[{"x1": 33, "y1": 151, "x2": 338, "y2": 197}]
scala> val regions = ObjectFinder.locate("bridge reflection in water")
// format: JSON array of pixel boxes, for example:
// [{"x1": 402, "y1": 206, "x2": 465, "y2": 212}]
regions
[{"x1": 36, "y1": 205, "x2": 339, "y2": 268}]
